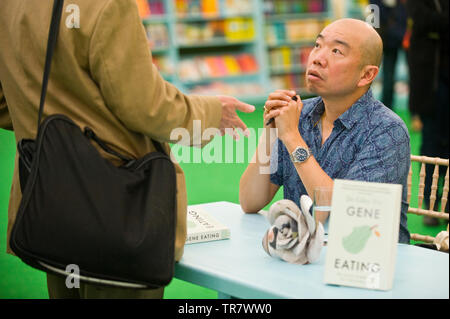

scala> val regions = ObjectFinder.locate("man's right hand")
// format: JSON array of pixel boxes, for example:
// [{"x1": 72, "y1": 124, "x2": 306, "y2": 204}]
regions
[
  {"x1": 263, "y1": 90, "x2": 296, "y2": 128},
  {"x1": 217, "y1": 95, "x2": 255, "y2": 140}
]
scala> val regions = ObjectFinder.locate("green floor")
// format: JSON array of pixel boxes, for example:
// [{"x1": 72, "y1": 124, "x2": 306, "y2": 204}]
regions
[{"x1": 0, "y1": 95, "x2": 447, "y2": 298}]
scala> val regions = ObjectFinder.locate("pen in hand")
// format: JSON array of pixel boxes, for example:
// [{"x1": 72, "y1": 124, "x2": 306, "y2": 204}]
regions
[{"x1": 265, "y1": 95, "x2": 298, "y2": 126}]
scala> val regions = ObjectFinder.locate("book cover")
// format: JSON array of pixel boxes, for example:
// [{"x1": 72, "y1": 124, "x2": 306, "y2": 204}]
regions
[
  {"x1": 203, "y1": 56, "x2": 226, "y2": 77},
  {"x1": 324, "y1": 179, "x2": 402, "y2": 290},
  {"x1": 149, "y1": 0, "x2": 165, "y2": 15},
  {"x1": 186, "y1": 207, "x2": 230, "y2": 244},
  {"x1": 213, "y1": 56, "x2": 228, "y2": 76},
  {"x1": 224, "y1": 18, "x2": 246, "y2": 41},
  {"x1": 236, "y1": 54, "x2": 258, "y2": 73},
  {"x1": 280, "y1": 47, "x2": 292, "y2": 67},
  {"x1": 136, "y1": 0, "x2": 151, "y2": 19},
  {"x1": 201, "y1": 0, "x2": 219, "y2": 17},
  {"x1": 223, "y1": 55, "x2": 240, "y2": 75}
]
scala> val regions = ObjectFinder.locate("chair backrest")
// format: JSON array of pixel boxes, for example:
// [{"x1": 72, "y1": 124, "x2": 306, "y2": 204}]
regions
[{"x1": 407, "y1": 155, "x2": 449, "y2": 243}]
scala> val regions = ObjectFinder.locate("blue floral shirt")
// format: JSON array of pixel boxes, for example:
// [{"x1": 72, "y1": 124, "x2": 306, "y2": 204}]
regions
[{"x1": 270, "y1": 89, "x2": 411, "y2": 243}]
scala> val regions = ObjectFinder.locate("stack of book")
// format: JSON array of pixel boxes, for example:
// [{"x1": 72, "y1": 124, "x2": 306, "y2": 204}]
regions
[
  {"x1": 176, "y1": 18, "x2": 254, "y2": 45},
  {"x1": 178, "y1": 53, "x2": 259, "y2": 81}
]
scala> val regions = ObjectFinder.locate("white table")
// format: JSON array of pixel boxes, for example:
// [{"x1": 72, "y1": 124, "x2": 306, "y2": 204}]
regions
[{"x1": 174, "y1": 201, "x2": 449, "y2": 299}]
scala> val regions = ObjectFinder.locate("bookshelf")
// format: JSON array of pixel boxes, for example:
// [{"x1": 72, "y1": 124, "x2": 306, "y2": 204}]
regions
[
  {"x1": 264, "y1": 0, "x2": 331, "y2": 95},
  {"x1": 137, "y1": 0, "x2": 334, "y2": 104}
]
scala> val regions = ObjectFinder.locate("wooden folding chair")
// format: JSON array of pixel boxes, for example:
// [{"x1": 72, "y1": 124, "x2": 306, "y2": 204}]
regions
[{"x1": 407, "y1": 155, "x2": 449, "y2": 243}]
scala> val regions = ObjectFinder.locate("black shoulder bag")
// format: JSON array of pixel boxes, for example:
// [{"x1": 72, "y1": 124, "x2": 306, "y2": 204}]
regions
[{"x1": 10, "y1": 0, "x2": 177, "y2": 289}]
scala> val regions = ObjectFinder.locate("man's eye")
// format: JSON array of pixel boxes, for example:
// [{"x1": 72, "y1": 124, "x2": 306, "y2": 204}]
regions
[
  {"x1": 314, "y1": 42, "x2": 320, "y2": 48},
  {"x1": 332, "y1": 48, "x2": 342, "y2": 54}
]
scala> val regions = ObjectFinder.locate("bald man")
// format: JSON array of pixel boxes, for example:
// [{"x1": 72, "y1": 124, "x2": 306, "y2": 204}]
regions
[{"x1": 240, "y1": 19, "x2": 411, "y2": 243}]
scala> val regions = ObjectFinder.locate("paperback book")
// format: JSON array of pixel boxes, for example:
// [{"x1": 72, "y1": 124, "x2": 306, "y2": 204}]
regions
[
  {"x1": 324, "y1": 179, "x2": 402, "y2": 290},
  {"x1": 186, "y1": 207, "x2": 230, "y2": 244}
]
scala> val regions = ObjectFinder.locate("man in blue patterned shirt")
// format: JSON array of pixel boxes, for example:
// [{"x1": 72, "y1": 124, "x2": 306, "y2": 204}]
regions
[{"x1": 240, "y1": 18, "x2": 411, "y2": 243}]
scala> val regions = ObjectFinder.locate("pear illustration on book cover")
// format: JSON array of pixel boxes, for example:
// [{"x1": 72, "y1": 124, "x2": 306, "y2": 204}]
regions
[{"x1": 342, "y1": 225, "x2": 380, "y2": 254}]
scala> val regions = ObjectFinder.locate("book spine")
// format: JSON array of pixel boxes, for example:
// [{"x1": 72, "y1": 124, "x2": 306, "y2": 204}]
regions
[
  {"x1": 136, "y1": 0, "x2": 151, "y2": 19},
  {"x1": 186, "y1": 229, "x2": 230, "y2": 244},
  {"x1": 201, "y1": 0, "x2": 219, "y2": 16},
  {"x1": 386, "y1": 186, "x2": 402, "y2": 290}
]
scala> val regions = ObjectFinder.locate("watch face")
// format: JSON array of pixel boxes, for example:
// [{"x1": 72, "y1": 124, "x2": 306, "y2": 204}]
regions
[{"x1": 294, "y1": 148, "x2": 309, "y2": 162}]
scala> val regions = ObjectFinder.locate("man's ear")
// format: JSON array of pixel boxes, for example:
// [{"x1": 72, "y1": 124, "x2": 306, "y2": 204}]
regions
[{"x1": 357, "y1": 65, "x2": 379, "y2": 87}]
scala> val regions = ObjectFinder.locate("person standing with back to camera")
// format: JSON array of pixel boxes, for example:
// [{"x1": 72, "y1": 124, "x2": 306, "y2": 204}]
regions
[
  {"x1": 0, "y1": 0, "x2": 254, "y2": 298},
  {"x1": 239, "y1": 18, "x2": 411, "y2": 244}
]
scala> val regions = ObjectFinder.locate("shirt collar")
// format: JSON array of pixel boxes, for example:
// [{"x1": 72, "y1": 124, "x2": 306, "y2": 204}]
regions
[
  {"x1": 307, "y1": 89, "x2": 375, "y2": 130},
  {"x1": 306, "y1": 98, "x2": 325, "y2": 128}
]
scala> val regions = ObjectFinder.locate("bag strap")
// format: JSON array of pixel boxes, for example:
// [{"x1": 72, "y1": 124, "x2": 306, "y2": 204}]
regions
[
  {"x1": 37, "y1": 0, "x2": 64, "y2": 135},
  {"x1": 37, "y1": 0, "x2": 168, "y2": 157}
]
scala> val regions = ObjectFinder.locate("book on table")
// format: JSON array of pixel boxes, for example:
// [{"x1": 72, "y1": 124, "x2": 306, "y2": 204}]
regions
[
  {"x1": 324, "y1": 179, "x2": 402, "y2": 291},
  {"x1": 186, "y1": 206, "x2": 230, "y2": 244}
]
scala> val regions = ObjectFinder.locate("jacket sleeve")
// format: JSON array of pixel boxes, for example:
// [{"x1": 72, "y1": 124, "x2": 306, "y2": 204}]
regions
[
  {"x1": 0, "y1": 82, "x2": 13, "y2": 131},
  {"x1": 88, "y1": 0, "x2": 222, "y2": 145}
]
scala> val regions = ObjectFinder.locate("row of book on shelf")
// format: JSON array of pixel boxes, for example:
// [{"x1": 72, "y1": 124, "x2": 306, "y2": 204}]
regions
[
  {"x1": 178, "y1": 53, "x2": 259, "y2": 81},
  {"x1": 145, "y1": 20, "x2": 323, "y2": 50},
  {"x1": 175, "y1": 0, "x2": 253, "y2": 17},
  {"x1": 266, "y1": 19, "x2": 327, "y2": 45},
  {"x1": 189, "y1": 81, "x2": 265, "y2": 97},
  {"x1": 152, "y1": 55, "x2": 174, "y2": 77},
  {"x1": 160, "y1": 72, "x2": 308, "y2": 96},
  {"x1": 137, "y1": 0, "x2": 165, "y2": 18},
  {"x1": 146, "y1": 22, "x2": 254, "y2": 50},
  {"x1": 175, "y1": 73, "x2": 307, "y2": 98},
  {"x1": 175, "y1": 18, "x2": 254, "y2": 44},
  {"x1": 136, "y1": 0, "x2": 327, "y2": 18},
  {"x1": 137, "y1": 0, "x2": 254, "y2": 18},
  {"x1": 154, "y1": 50, "x2": 312, "y2": 80},
  {"x1": 271, "y1": 73, "x2": 306, "y2": 93},
  {"x1": 268, "y1": 46, "x2": 313, "y2": 70},
  {"x1": 145, "y1": 24, "x2": 169, "y2": 50},
  {"x1": 263, "y1": 0, "x2": 327, "y2": 15},
  {"x1": 138, "y1": 0, "x2": 324, "y2": 96}
]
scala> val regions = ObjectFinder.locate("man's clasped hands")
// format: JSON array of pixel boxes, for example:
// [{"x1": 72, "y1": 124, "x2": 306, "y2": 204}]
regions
[{"x1": 263, "y1": 90, "x2": 303, "y2": 144}]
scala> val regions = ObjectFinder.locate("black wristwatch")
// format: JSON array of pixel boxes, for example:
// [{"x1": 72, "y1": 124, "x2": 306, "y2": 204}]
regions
[{"x1": 290, "y1": 146, "x2": 311, "y2": 163}]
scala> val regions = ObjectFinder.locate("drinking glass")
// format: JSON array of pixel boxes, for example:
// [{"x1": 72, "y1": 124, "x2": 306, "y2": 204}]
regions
[{"x1": 313, "y1": 186, "x2": 333, "y2": 243}]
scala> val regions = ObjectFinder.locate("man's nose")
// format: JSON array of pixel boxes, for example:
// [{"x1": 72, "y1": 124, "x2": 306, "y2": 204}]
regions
[{"x1": 311, "y1": 51, "x2": 327, "y2": 68}]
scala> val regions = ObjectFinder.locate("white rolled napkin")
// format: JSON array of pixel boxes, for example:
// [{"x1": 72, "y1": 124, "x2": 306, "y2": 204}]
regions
[{"x1": 262, "y1": 196, "x2": 324, "y2": 264}]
